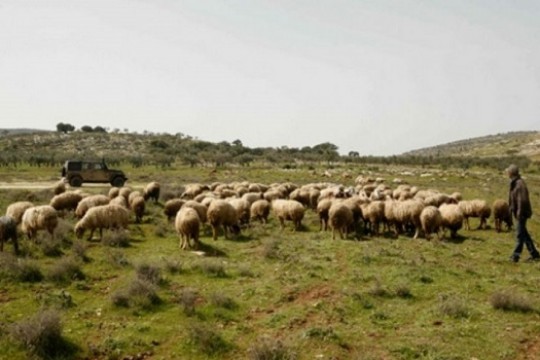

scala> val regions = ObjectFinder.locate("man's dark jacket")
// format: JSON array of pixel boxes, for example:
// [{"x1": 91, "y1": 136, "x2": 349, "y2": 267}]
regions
[{"x1": 509, "y1": 176, "x2": 532, "y2": 220}]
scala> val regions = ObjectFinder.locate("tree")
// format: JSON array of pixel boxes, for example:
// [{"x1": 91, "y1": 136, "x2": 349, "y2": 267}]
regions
[
  {"x1": 93, "y1": 126, "x2": 107, "y2": 133},
  {"x1": 348, "y1": 151, "x2": 360, "y2": 157},
  {"x1": 81, "y1": 125, "x2": 93, "y2": 132},
  {"x1": 56, "y1": 122, "x2": 75, "y2": 133}
]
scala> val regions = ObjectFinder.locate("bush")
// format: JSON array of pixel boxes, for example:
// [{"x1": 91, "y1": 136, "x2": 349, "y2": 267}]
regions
[
  {"x1": 248, "y1": 335, "x2": 297, "y2": 360},
  {"x1": 188, "y1": 323, "x2": 231, "y2": 355},
  {"x1": 194, "y1": 259, "x2": 227, "y2": 278},
  {"x1": 163, "y1": 257, "x2": 182, "y2": 274},
  {"x1": 490, "y1": 290, "x2": 534, "y2": 313},
  {"x1": 135, "y1": 262, "x2": 162, "y2": 285},
  {"x1": 106, "y1": 249, "x2": 130, "y2": 268},
  {"x1": 438, "y1": 294, "x2": 471, "y2": 319},
  {"x1": 111, "y1": 278, "x2": 161, "y2": 309},
  {"x1": 101, "y1": 230, "x2": 130, "y2": 248},
  {"x1": 176, "y1": 287, "x2": 199, "y2": 316},
  {"x1": 71, "y1": 240, "x2": 90, "y2": 262},
  {"x1": 0, "y1": 254, "x2": 43, "y2": 283},
  {"x1": 210, "y1": 292, "x2": 238, "y2": 310},
  {"x1": 9, "y1": 308, "x2": 73, "y2": 359},
  {"x1": 40, "y1": 237, "x2": 63, "y2": 257},
  {"x1": 47, "y1": 257, "x2": 85, "y2": 283}
]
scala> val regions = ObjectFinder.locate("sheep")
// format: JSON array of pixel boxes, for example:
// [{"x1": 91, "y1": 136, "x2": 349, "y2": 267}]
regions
[
  {"x1": 49, "y1": 191, "x2": 84, "y2": 212},
  {"x1": 228, "y1": 198, "x2": 251, "y2": 225},
  {"x1": 360, "y1": 200, "x2": 385, "y2": 236},
  {"x1": 109, "y1": 195, "x2": 128, "y2": 209},
  {"x1": 263, "y1": 188, "x2": 285, "y2": 202},
  {"x1": 207, "y1": 199, "x2": 240, "y2": 240},
  {"x1": 75, "y1": 194, "x2": 110, "y2": 218},
  {"x1": 52, "y1": 179, "x2": 66, "y2": 195},
  {"x1": 241, "y1": 192, "x2": 264, "y2": 206},
  {"x1": 439, "y1": 203, "x2": 464, "y2": 239},
  {"x1": 392, "y1": 200, "x2": 425, "y2": 239},
  {"x1": 289, "y1": 188, "x2": 311, "y2": 208},
  {"x1": 128, "y1": 191, "x2": 143, "y2": 206},
  {"x1": 119, "y1": 186, "x2": 132, "y2": 201},
  {"x1": 5, "y1": 201, "x2": 34, "y2": 225},
  {"x1": 458, "y1": 199, "x2": 491, "y2": 230},
  {"x1": 129, "y1": 195, "x2": 146, "y2": 223},
  {"x1": 250, "y1": 199, "x2": 271, "y2": 224},
  {"x1": 164, "y1": 198, "x2": 186, "y2": 221},
  {"x1": 316, "y1": 198, "x2": 333, "y2": 231},
  {"x1": 175, "y1": 207, "x2": 201, "y2": 250},
  {"x1": 182, "y1": 183, "x2": 208, "y2": 199},
  {"x1": 74, "y1": 204, "x2": 130, "y2": 241},
  {"x1": 21, "y1": 205, "x2": 58, "y2": 240},
  {"x1": 272, "y1": 199, "x2": 305, "y2": 231},
  {"x1": 0, "y1": 215, "x2": 18, "y2": 254},
  {"x1": 328, "y1": 202, "x2": 354, "y2": 240},
  {"x1": 183, "y1": 200, "x2": 208, "y2": 224},
  {"x1": 143, "y1": 181, "x2": 161, "y2": 203},
  {"x1": 420, "y1": 206, "x2": 442, "y2": 240},
  {"x1": 108, "y1": 187, "x2": 120, "y2": 199},
  {"x1": 492, "y1": 199, "x2": 513, "y2": 233}
]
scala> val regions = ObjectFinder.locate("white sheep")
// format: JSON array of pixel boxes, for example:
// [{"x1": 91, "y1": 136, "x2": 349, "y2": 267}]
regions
[
  {"x1": 52, "y1": 179, "x2": 66, "y2": 195},
  {"x1": 328, "y1": 202, "x2": 354, "y2": 240},
  {"x1": 492, "y1": 199, "x2": 512, "y2": 233},
  {"x1": 458, "y1": 199, "x2": 491, "y2": 230},
  {"x1": 21, "y1": 205, "x2": 58, "y2": 240},
  {"x1": 0, "y1": 215, "x2": 18, "y2": 254},
  {"x1": 241, "y1": 192, "x2": 264, "y2": 206},
  {"x1": 420, "y1": 206, "x2": 442, "y2": 240},
  {"x1": 250, "y1": 199, "x2": 271, "y2": 224},
  {"x1": 164, "y1": 198, "x2": 186, "y2": 221},
  {"x1": 109, "y1": 195, "x2": 128, "y2": 209},
  {"x1": 74, "y1": 204, "x2": 130, "y2": 241},
  {"x1": 175, "y1": 207, "x2": 201, "y2": 250},
  {"x1": 228, "y1": 198, "x2": 251, "y2": 225},
  {"x1": 75, "y1": 194, "x2": 110, "y2": 218},
  {"x1": 207, "y1": 199, "x2": 240, "y2": 240},
  {"x1": 360, "y1": 200, "x2": 385, "y2": 236},
  {"x1": 316, "y1": 198, "x2": 333, "y2": 231},
  {"x1": 439, "y1": 203, "x2": 464, "y2": 239},
  {"x1": 129, "y1": 195, "x2": 146, "y2": 224},
  {"x1": 143, "y1": 181, "x2": 161, "y2": 203},
  {"x1": 183, "y1": 200, "x2": 208, "y2": 224},
  {"x1": 271, "y1": 199, "x2": 305, "y2": 231},
  {"x1": 5, "y1": 201, "x2": 34, "y2": 225},
  {"x1": 49, "y1": 191, "x2": 84, "y2": 212},
  {"x1": 392, "y1": 199, "x2": 425, "y2": 239}
]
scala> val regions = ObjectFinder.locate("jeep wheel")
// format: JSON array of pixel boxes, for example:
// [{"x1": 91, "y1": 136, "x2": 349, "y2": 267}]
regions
[
  {"x1": 111, "y1": 177, "x2": 125, "y2": 187},
  {"x1": 69, "y1": 176, "x2": 83, "y2": 187}
]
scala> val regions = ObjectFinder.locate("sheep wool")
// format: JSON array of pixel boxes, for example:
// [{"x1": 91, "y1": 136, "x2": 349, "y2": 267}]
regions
[
  {"x1": 5, "y1": 201, "x2": 34, "y2": 225},
  {"x1": 439, "y1": 203, "x2": 464, "y2": 239},
  {"x1": 420, "y1": 206, "x2": 442, "y2": 240},
  {"x1": 74, "y1": 204, "x2": 130, "y2": 241},
  {"x1": 492, "y1": 199, "x2": 513, "y2": 233},
  {"x1": 328, "y1": 202, "x2": 354, "y2": 240},
  {"x1": 75, "y1": 194, "x2": 110, "y2": 218},
  {"x1": 175, "y1": 207, "x2": 201, "y2": 250},
  {"x1": 143, "y1": 181, "x2": 161, "y2": 203},
  {"x1": 272, "y1": 199, "x2": 305, "y2": 231},
  {"x1": 21, "y1": 205, "x2": 58, "y2": 240},
  {"x1": 207, "y1": 199, "x2": 240, "y2": 240},
  {"x1": 250, "y1": 199, "x2": 270, "y2": 224}
]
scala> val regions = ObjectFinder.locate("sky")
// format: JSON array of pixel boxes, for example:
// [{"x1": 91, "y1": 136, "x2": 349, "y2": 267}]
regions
[{"x1": 1, "y1": 0, "x2": 539, "y2": 156}]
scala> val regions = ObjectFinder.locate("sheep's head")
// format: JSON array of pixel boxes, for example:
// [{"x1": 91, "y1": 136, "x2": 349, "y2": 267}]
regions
[
  {"x1": 74, "y1": 223, "x2": 85, "y2": 239},
  {"x1": 230, "y1": 224, "x2": 241, "y2": 235}
]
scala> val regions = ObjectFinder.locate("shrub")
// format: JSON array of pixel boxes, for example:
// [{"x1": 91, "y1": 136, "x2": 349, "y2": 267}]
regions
[
  {"x1": 262, "y1": 239, "x2": 280, "y2": 259},
  {"x1": 40, "y1": 237, "x2": 63, "y2": 257},
  {"x1": 47, "y1": 257, "x2": 85, "y2": 283},
  {"x1": 395, "y1": 284, "x2": 413, "y2": 299},
  {"x1": 210, "y1": 293, "x2": 238, "y2": 310},
  {"x1": 9, "y1": 308, "x2": 72, "y2": 359},
  {"x1": 195, "y1": 259, "x2": 227, "y2": 278},
  {"x1": 71, "y1": 240, "x2": 90, "y2": 262},
  {"x1": 0, "y1": 254, "x2": 43, "y2": 283},
  {"x1": 438, "y1": 294, "x2": 471, "y2": 319},
  {"x1": 101, "y1": 230, "x2": 130, "y2": 248},
  {"x1": 163, "y1": 258, "x2": 182, "y2": 274},
  {"x1": 106, "y1": 249, "x2": 130, "y2": 268},
  {"x1": 111, "y1": 278, "x2": 161, "y2": 309},
  {"x1": 177, "y1": 287, "x2": 199, "y2": 316},
  {"x1": 188, "y1": 323, "x2": 231, "y2": 355},
  {"x1": 135, "y1": 262, "x2": 162, "y2": 285},
  {"x1": 248, "y1": 335, "x2": 297, "y2": 360},
  {"x1": 490, "y1": 290, "x2": 534, "y2": 313}
]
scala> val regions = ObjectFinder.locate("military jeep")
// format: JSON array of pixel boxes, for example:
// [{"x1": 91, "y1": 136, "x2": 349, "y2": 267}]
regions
[{"x1": 61, "y1": 160, "x2": 127, "y2": 187}]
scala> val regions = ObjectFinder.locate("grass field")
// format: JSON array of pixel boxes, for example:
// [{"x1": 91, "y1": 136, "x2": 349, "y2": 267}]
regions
[{"x1": 1, "y1": 164, "x2": 539, "y2": 359}]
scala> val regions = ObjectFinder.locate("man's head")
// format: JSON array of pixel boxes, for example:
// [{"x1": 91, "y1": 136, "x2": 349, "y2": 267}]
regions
[{"x1": 506, "y1": 164, "x2": 520, "y2": 178}]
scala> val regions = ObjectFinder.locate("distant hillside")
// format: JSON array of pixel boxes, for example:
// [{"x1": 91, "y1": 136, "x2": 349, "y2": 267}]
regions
[
  {"x1": 403, "y1": 131, "x2": 540, "y2": 161},
  {"x1": 0, "y1": 128, "x2": 51, "y2": 136}
]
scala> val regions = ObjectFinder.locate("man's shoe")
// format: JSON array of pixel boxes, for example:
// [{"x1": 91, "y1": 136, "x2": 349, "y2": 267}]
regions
[{"x1": 510, "y1": 256, "x2": 519, "y2": 263}]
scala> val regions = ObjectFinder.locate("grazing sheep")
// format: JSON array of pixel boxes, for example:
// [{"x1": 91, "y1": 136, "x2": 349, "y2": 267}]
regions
[
  {"x1": 74, "y1": 204, "x2": 130, "y2": 241},
  {"x1": 164, "y1": 198, "x2": 186, "y2": 221},
  {"x1": 5, "y1": 201, "x2": 34, "y2": 225},
  {"x1": 272, "y1": 199, "x2": 305, "y2": 231},
  {"x1": 129, "y1": 195, "x2": 146, "y2": 223},
  {"x1": 75, "y1": 194, "x2": 110, "y2": 218},
  {"x1": 182, "y1": 183, "x2": 208, "y2": 199},
  {"x1": 492, "y1": 199, "x2": 513, "y2": 233},
  {"x1": 109, "y1": 195, "x2": 128, "y2": 209},
  {"x1": 108, "y1": 187, "x2": 120, "y2": 199},
  {"x1": 392, "y1": 200, "x2": 425, "y2": 239},
  {"x1": 328, "y1": 202, "x2": 354, "y2": 240},
  {"x1": 52, "y1": 179, "x2": 66, "y2": 195},
  {"x1": 458, "y1": 199, "x2": 491, "y2": 230},
  {"x1": 21, "y1": 205, "x2": 58, "y2": 240},
  {"x1": 420, "y1": 206, "x2": 442, "y2": 240},
  {"x1": 250, "y1": 199, "x2": 271, "y2": 224},
  {"x1": 316, "y1": 198, "x2": 333, "y2": 231},
  {"x1": 207, "y1": 199, "x2": 240, "y2": 240},
  {"x1": 183, "y1": 200, "x2": 208, "y2": 224},
  {"x1": 175, "y1": 207, "x2": 201, "y2": 250},
  {"x1": 228, "y1": 198, "x2": 251, "y2": 225},
  {"x1": 360, "y1": 201, "x2": 385, "y2": 236},
  {"x1": 263, "y1": 188, "x2": 285, "y2": 202},
  {"x1": 143, "y1": 181, "x2": 161, "y2": 203},
  {"x1": 49, "y1": 191, "x2": 84, "y2": 212},
  {"x1": 289, "y1": 188, "x2": 311, "y2": 208},
  {"x1": 439, "y1": 203, "x2": 464, "y2": 239},
  {"x1": 241, "y1": 192, "x2": 264, "y2": 206},
  {"x1": 0, "y1": 215, "x2": 18, "y2": 254},
  {"x1": 119, "y1": 186, "x2": 132, "y2": 201},
  {"x1": 128, "y1": 191, "x2": 142, "y2": 206}
]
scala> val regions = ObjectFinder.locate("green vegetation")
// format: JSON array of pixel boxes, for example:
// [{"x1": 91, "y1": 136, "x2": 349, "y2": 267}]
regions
[{"x1": 0, "y1": 130, "x2": 540, "y2": 358}]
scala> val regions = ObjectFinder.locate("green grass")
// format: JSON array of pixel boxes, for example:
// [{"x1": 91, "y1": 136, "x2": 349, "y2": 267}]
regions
[{"x1": 1, "y1": 164, "x2": 540, "y2": 359}]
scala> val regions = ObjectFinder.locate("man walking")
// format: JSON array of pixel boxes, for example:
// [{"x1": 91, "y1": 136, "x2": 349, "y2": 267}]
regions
[{"x1": 507, "y1": 164, "x2": 540, "y2": 262}]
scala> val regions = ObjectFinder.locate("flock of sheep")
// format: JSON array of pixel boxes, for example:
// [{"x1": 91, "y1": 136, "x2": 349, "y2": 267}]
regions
[{"x1": 0, "y1": 175, "x2": 514, "y2": 254}]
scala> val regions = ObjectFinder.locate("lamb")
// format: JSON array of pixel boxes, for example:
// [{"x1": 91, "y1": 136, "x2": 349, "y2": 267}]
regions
[
  {"x1": 272, "y1": 199, "x2": 305, "y2": 231},
  {"x1": 129, "y1": 195, "x2": 146, "y2": 223},
  {"x1": 164, "y1": 198, "x2": 186, "y2": 221},
  {"x1": 458, "y1": 199, "x2": 491, "y2": 230},
  {"x1": 21, "y1": 205, "x2": 58, "y2": 240},
  {"x1": 175, "y1": 207, "x2": 201, "y2": 250},
  {"x1": 49, "y1": 191, "x2": 84, "y2": 212},
  {"x1": 492, "y1": 199, "x2": 513, "y2": 233},
  {"x1": 328, "y1": 202, "x2": 354, "y2": 240},
  {"x1": 207, "y1": 199, "x2": 240, "y2": 240},
  {"x1": 74, "y1": 204, "x2": 130, "y2": 241},
  {"x1": 5, "y1": 201, "x2": 34, "y2": 225},
  {"x1": 250, "y1": 199, "x2": 271, "y2": 224},
  {"x1": 439, "y1": 203, "x2": 464, "y2": 239},
  {"x1": 75, "y1": 194, "x2": 110, "y2": 218},
  {"x1": 420, "y1": 206, "x2": 442, "y2": 240},
  {"x1": 143, "y1": 181, "x2": 161, "y2": 203},
  {"x1": 0, "y1": 215, "x2": 18, "y2": 254}
]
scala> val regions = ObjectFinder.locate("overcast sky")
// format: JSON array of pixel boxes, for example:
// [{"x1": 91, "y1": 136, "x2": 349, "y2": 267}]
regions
[{"x1": 1, "y1": 1, "x2": 539, "y2": 156}]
